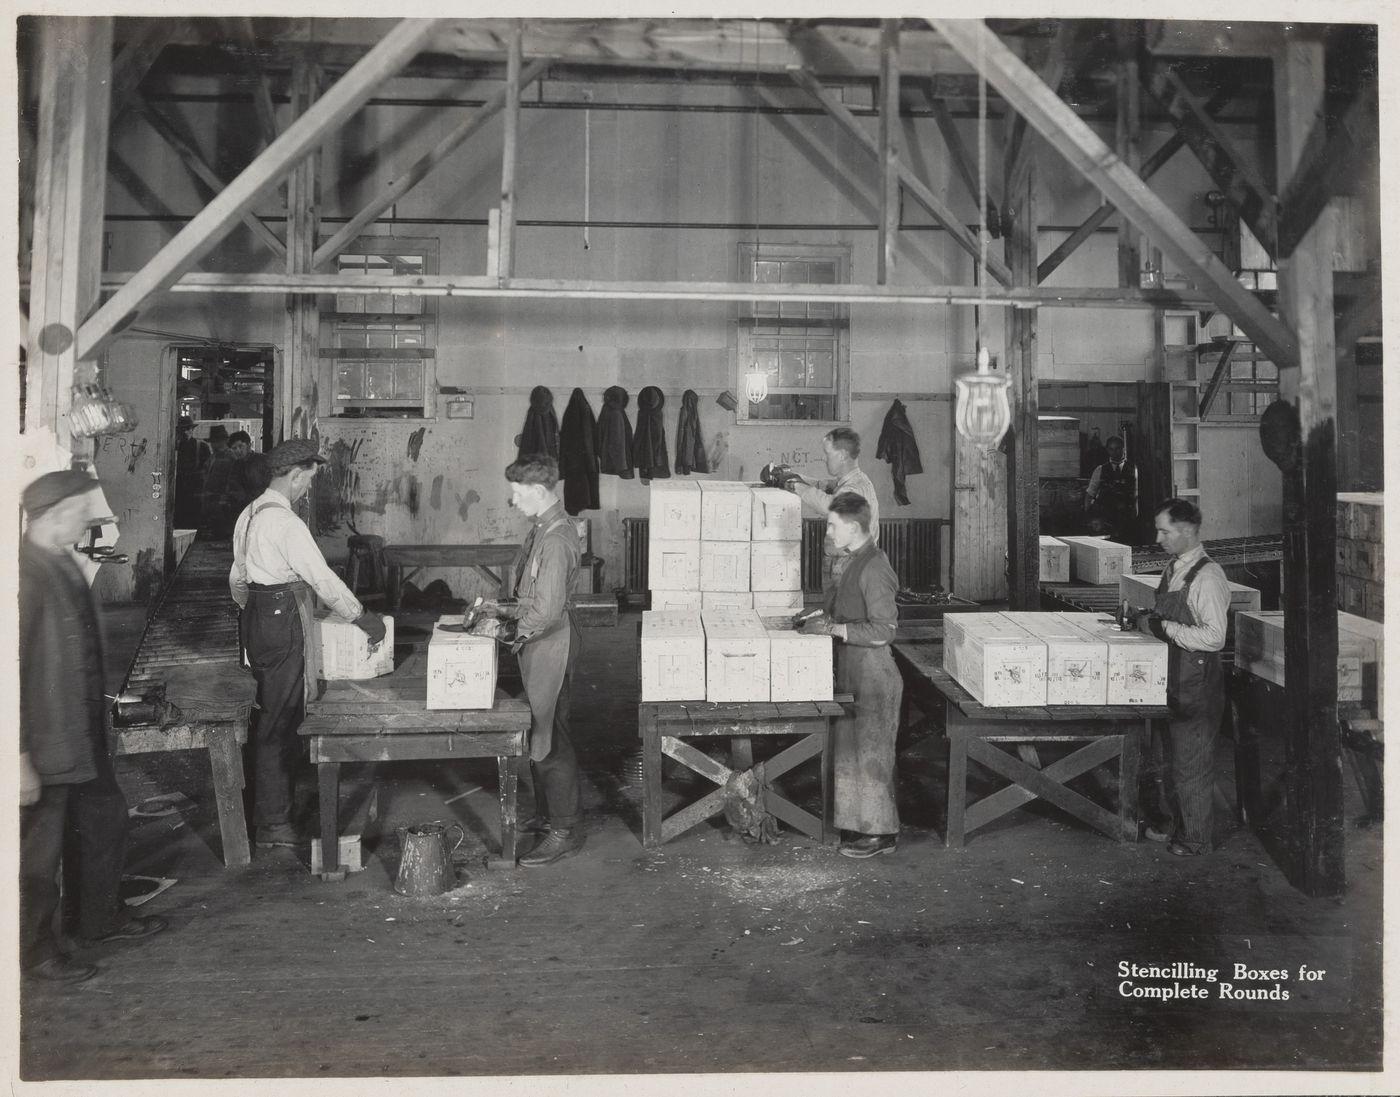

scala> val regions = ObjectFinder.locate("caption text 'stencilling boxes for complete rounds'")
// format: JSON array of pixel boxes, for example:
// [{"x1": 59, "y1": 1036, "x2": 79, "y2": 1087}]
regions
[
  {"x1": 702, "y1": 610, "x2": 771, "y2": 703},
  {"x1": 426, "y1": 616, "x2": 497, "y2": 710},
  {"x1": 699, "y1": 480, "x2": 753, "y2": 541},
  {"x1": 640, "y1": 610, "x2": 707, "y2": 702}
]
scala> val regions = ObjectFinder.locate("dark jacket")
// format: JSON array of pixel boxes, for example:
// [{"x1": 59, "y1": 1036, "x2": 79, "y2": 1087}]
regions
[
  {"x1": 20, "y1": 538, "x2": 107, "y2": 784},
  {"x1": 518, "y1": 385, "x2": 560, "y2": 461},
  {"x1": 674, "y1": 389, "x2": 708, "y2": 475},
  {"x1": 596, "y1": 385, "x2": 635, "y2": 479},
  {"x1": 632, "y1": 386, "x2": 671, "y2": 482},
  {"x1": 875, "y1": 398, "x2": 924, "y2": 506},
  {"x1": 559, "y1": 387, "x2": 600, "y2": 515}
]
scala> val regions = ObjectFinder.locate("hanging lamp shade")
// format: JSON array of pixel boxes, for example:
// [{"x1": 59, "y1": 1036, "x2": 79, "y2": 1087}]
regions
[
  {"x1": 744, "y1": 364, "x2": 769, "y2": 404},
  {"x1": 954, "y1": 348, "x2": 1012, "y2": 450}
]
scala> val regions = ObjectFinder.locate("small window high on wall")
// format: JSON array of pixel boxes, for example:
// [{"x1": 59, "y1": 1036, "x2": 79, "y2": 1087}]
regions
[
  {"x1": 735, "y1": 243, "x2": 851, "y2": 423},
  {"x1": 323, "y1": 237, "x2": 438, "y2": 418}
]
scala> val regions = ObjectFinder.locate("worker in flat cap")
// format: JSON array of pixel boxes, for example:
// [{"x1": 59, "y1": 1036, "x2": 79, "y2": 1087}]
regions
[
  {"x1": 21, "y1": 470, "x2": 168, "y2": 984},
  {"x1": 229, "y1": 439, "x2": 387, "y2": 851}
]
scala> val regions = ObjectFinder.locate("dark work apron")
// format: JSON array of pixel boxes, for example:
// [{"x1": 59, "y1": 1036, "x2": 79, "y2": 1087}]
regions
[
  {"x1": 513, "y1": 512, "x2": 579, "y2": 762},
  {"x1": 1153, "y1": 556, "x2": 1221, "y2": 702},
  {"x1": 238, "y1": 499, "x2": 320, "y2": 703}
]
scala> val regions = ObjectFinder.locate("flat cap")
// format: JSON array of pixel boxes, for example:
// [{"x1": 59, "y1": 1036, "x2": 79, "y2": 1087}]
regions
[
  {"x1": 265, "y1": 438, "x2": 327, "y2": 471},
  {"x1": 23, "y1": 469, "x2": 100, "y2": 517},
  {"x1": 208, "y1": 424, "x2": 229, "y2": 442}
]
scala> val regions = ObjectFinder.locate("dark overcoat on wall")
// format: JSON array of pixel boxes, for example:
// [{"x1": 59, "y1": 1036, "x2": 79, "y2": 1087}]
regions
[
  {"x1": 596, "y1": 386, "x2": 635, "y2": 479},
  {"x1": 875, "y1": 398, "x2": 924, "y2": 506},
  {"x1": 559, "y1": 387, "x2": 600, "y2": 514},
  {"x1": 518, "y1": 385, "x2": 560, "y2": 461},
  {"x1": 632, "y1": 386, "x2": 671, "y2": 482},
  {"x1": 674, "y1": 389, "x2": 708, "y2": 474}
]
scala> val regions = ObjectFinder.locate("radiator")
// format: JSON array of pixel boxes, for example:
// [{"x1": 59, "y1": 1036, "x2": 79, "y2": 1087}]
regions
[{"x1": 623, "y1": 515, "x2": 946, "y2": 594}]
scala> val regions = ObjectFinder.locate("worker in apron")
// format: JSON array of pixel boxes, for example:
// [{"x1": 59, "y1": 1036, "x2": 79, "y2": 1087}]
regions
[
  {"x1": 1137, "y1": 498, "x2": 1230, "y2": 856},
  {"x1": 801, "y1": 491, "x2": 902, "y2": 858},
  {"x1": 482, "y1": 454, "x2": 584, "y2": 867},
  {"x1": 229, "y1": 439, "x2": 386, "y2": 850}
]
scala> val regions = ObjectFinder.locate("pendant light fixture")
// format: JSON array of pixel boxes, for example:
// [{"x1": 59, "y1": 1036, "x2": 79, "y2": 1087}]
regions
[{"x1": 953, "y1": 28, "x2": 1012, "y2": 450}]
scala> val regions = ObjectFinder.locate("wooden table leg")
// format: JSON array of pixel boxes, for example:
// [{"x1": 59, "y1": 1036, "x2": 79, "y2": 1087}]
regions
[
  {"x1": 497, "y1": 755, "x2": 518, "y2": 864},
  {"x1": 318, "y1": 760, "x2": 342, "y2": 877},
  {"x1": 945, "y1": 718, "x2": 968, "y2": 849},
  {"x1": 1119, "y1": 723, "x2": 1143, "y2": 842},
  {"x1": 206, "y1": 726, "x2": 251, "y2": 867},
  {"x1": 641, "y1": 707, "x2": 662, "y2": 848}
]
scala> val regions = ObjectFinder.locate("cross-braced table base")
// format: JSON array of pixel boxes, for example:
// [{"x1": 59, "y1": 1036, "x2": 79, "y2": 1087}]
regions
[{"x1": 639, "y1": 697, "x2": 851, "y2": 847}]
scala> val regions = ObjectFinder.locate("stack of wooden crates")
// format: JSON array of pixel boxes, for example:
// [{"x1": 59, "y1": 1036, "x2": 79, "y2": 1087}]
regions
[{"x1": 1336, "y1": 492, "x2": 1383, "y2": 623}]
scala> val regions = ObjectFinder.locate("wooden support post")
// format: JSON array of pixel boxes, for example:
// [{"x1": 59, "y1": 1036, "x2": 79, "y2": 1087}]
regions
[
  {"x1": 1004, "y1": 131, "x2": 1039, "y2": 610},
  {"x1": 1115, "y1": 25, "x2": 1142, "y2": 289},
  {"x1": 25, "y1": 17, "x2": 113, "y2": 452},
  {"x1": 930, "y1": 19, "x2": 1298, "y2": 371},
  {"x1": 76, "y1": 17, "x2": 441, "y2": 361},
  {"x1": 284, "y1": 57, "x2": 321, "y2": 465},
  {"x1": 876, "y1": 21, "x2": 900, "y2": 284},
  {"x1": 498, "y1": 20, "x2": 523, "y2": 282},
  {"x1": 1273, "y1": 32, "x2": 1343, "y2": 897}
]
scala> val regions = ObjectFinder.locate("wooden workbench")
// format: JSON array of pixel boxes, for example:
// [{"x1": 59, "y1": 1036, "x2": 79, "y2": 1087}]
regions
[
  {"x1": 301, "y1": 648, "x2": 531, "y2": 879},
  {"x1": 639, "y1": 695, "x2": 852, "y2": 847},
  {"x1": 382, "y1": 543, "x2": 521, "y2": 609}
]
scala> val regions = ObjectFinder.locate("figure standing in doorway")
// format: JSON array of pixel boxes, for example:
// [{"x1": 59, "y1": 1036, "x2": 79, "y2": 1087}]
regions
[{"x1": 1084, "y1": 435, "x2": 1139, "y2": 543}]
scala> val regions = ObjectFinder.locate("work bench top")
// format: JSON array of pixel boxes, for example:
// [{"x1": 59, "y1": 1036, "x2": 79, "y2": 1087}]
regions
[{"x1": 640, "y1": 695, "x2": 852, "y2": 727}]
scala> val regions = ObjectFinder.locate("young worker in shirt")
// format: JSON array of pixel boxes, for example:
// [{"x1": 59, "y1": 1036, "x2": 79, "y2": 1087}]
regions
[
  {"x1": 787, "y1": 427, "x2": 879, "y2": 586},
  {"x1": 481, "y1": 455, "x2": 584, "y2": 867},
  {"x1": 229, "y1": 439, "x2": 386, "y2": 850},
  {"x1": 1135, "y1": 498, "x2": 1230, "y2": 857},
  {"x1": 801, "y1": 491, "x2": 902, "y2": 858}
]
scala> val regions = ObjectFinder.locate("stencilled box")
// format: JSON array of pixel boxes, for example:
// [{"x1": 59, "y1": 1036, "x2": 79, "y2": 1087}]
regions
[
  {"x1": 426, "y1": 617, "x2": 497, "y2": 710},
  {"x1": 752, "y1": 590, "x2": 805, "y2": 615},
  {"x1": 648, "y1": 480, "x2": 701, "y2": 541},
  {"x1": 699, "y1": 480, "x2": 753, "y2": 541},
  {"x1": 702, "y1": 611, "x2": 771, "y2": 703},
  {"x1": 1002, "y1": 612, "x2": 1106, "y2": 706},
  {"x1": 749, "y1": 541, "x2": 802, "y2": 592},
  {"x1": 648, "y1": 539, "x2": 700, "y2": 591},
  {"x1": 650, "y1": 589, "x2": 702, "y2": 612},
  {"x1": 700, "y1": 540, "x2": 751, "y2": 592},
  {"x1": 316, "y1": 612, "x2": 395, "y2": 680},
  {"x1": 640, "y1": 611, "x2": 706, "y2": 702},
  {"x1": 750, "y1": 488, "x2": 803, "y2": 541},
  {"x1": 1059, "y1": 615, "x2": 1168, "y2": 706},
  {"x1": 1039, "y1": 536, "x2": 1071, "y2": 584},
  {"x1": 1061, "y1": 536, "x2": 1133, "y2": 585},
  {"x1": 942, "y1": 612, "x2": 1047, "y2": 708},
  {"x1": 702, "y1": 590, "x2": 754, "y2": 611},
  {"x1": 762, "y1": 619, "x2": 834, "y2": 702}
]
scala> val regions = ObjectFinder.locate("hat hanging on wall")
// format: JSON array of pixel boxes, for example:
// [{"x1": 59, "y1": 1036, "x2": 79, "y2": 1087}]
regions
[{"x1": 716, "y1": 390, "x2": 739, "y2": 412}]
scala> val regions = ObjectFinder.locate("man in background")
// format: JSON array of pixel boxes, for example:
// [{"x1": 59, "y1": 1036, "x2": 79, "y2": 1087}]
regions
[
  {"x1": 1084, "y1": 435, "x2": 1139, "y2": 543},
  {"x1": 787, "y1": 426, "x2": 879, "y2": 586},
  {"x1": 174, "y1": 416, "x2": 210, "y2": 529}
]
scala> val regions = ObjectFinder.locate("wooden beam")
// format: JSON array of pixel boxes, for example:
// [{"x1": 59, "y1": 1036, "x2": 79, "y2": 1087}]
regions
[
  {"x1": 25, "y1": 17, "x2": 113, "y2": 451},
  {"x1": 1276, "y1": 81, "x2": 1378, "y2": 260},
  {"x1": 76, "y1": 17, "x2": 442, "y2": 361},
  {"x1": 1114, "y1": 24, "x2": 1142, "y2": 288},
  {"x1": 498, "y1": 20, "x2": 523, "y2": 282},
  {"x1": 1005, "y1": 20, "x2": 1086, "y2": 218},
  {"x1": 110, "y1": 18, "x2": 183, "y2": 115},
  {"x1": 224, "y1": 16, "x2": 281, "y2": 147},
  {"x1": 1273, "y1": 31, "x2": 1342, "y2": 899},
  {"x1": 314, "y1": 57, "x2": 549, "y2": 268},
  {"x1": 1036, "y1": 85, "x2": 1233, "y2": 283},
  {"x1": 1004, "y1": 126, "x2": 1039, "y2": 610},
  {"x1": 133, "y1": 92, "x2": 288, "y2": 261},
  {"x1": 1142, "y1": 60, "x2": 1278, "y2": 262},
  {"x1": 283, "y1": 57, "x2": 320, "y2": 455},
  {"x1": 1195, "y1": 339, "x2": 1237, "y2": 420},
  {"x1": 92, "y1": 271, "x2": 1226, "y2": 310},
  {"x1": 787, "y1": 66, "x2": 1014, "y2": 286},
  {"x1": 876, "y1": 21, "x2": 901, "y2": 284},
  {"x1": 930, "y1": 19, "x2": 1298, "y2": 370},
  {"x1": 926, "y1": 93, "x2": 997, "y2": 234}
]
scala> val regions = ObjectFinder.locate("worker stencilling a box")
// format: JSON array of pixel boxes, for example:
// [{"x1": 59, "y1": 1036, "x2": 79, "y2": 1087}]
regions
[
  {"x1": 478, "y1": 454, "x2": 585, "y2": 868},
  {"x1": 785, "y1": 427, "x2": 879, "y2": 587},
  {"x1": 230, "y1": 438, "x2": 387, "y2": 852}
]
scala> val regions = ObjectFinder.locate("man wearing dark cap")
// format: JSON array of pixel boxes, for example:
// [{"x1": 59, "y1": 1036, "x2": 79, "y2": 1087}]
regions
[
  {"x1": 201, "y1": 424, "x2": 235, "y2": 537},
  {"x1": 230, "y1": 439, "x2": 387, "y2": 850},
  {"x1": 21, "y1": 470, "x2": 168, "y2": 984}
]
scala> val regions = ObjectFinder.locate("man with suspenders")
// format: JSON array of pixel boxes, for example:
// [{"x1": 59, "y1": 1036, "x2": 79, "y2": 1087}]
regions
[
  {"x1": 229, "y1": 439, "x2": 386, "y2": 850},
  {"x1": 480, "y1": 455, "x2": 584, "y2": 867},
  {"x1": 1136, "y1": 498, "x2": 1230, "y2": 857}
]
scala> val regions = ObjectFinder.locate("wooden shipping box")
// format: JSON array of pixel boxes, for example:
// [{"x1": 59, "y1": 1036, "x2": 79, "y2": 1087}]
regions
[
  {"x1": 752, "y1": 589, "x2": 805, "y2": 615},
  {"x1": 316, "y1": 612, "x2": 395, "y2": 681},
  {"x1": 648, "y1": 539, "x2": 700, "y2": 591},
  {"x1": 651, "y1": 589, "x2": 702, "y2": 612},
  {"x1": 648, "y1": 480, "x2": 701, "y2": 541},
  {"x1": 1061, "y1": 536, "x2": 1133, "y2": 585},
  {"x1": 1058, "y1": 615, "x2": 1168, "y2": 706},
  {"x1": 1002, "y1": 611, "x2": 1106, "y2": 706},
  {"x1": 762, "y1": 618, "x2": 834, "y2": 702},
  {"x1": 640, "y1": 611, "x2": 706, "y2": 702},
  {"x1": 702, "y1": 590, "x2": 754, "y2": 611},
  {"x1": 943, "y1": 612, "x2": 1047, "y2": 708},
  {"x1": 1040, "y1": 536, "x2": 1071, "y2": 583},
  {"x1": 1234, "y1": 610, "x2": 1383, "y2": 707},
  {"x1": 702, "y1": 610, "x2": 771, "y2": 703},
  {"x1": 1338, "y1": 537, "x2": 1384, "y2": 582},
  {"x1": 700, "y1": 540, "x2": 751, "y2": 592},
  {"x1": 750, "y1": 487, "x2": 803, "y2": 541},
  {"x1": 699, "y1": 480, "x2": 753, "y2": 541},
  {"x1": 1337, "y1": 492, "x2": 1383, "y2": 542},
  {"x1": 426, "y1": 617, "x2": 497, "y2": 710},
  {"x1": 1038, "y1": 416, "x2": 1082, "y2": 478},
  {"x1": 750, "y1": 540, "x2": 803, "y2": 592},
  {"x1": 1119, "y1": 572, "x2": 1262, "y2": 616}
]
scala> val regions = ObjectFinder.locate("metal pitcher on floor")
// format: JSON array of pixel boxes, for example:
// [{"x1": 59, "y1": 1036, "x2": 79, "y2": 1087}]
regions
[{"x1": 394, "y1": 822, "x2": 465, "y2": 897}]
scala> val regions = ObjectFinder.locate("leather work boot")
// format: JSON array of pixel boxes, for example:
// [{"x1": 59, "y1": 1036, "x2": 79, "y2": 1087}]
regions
[{"x1": 518, "y1": 828, "x2": 582, "y2": 868}]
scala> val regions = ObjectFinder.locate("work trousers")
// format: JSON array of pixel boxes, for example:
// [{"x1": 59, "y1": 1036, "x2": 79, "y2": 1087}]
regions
[
  {"x1": 516, "y1": 664, "x2": 581, "y2": 830},
  {"x1": 1164, "y1": 650, "x2": 1225, "y2": 854},
  {"x1": 244, "y1": 587, "x2": 307, "y2": 828},
  {"x1": 20, "y1": 751, "x2": 130, "y2": 967}
]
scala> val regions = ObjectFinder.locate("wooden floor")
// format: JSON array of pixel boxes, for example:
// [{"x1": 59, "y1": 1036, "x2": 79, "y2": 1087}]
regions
[{"x1": 19, "y1": 609, "x2": 1384, "y2": 1081}]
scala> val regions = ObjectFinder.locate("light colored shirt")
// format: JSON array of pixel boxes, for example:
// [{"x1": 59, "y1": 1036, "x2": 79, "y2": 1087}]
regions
[
  {"x1": 795, "y1": 465, "x2": 880, "y2": 544},
  {"x1": 1159, "y1": 544, "x2": 1230, "y2": 653},
  {"x1": 229, "y1": 488, "x2": 363, "y2": 621}
]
